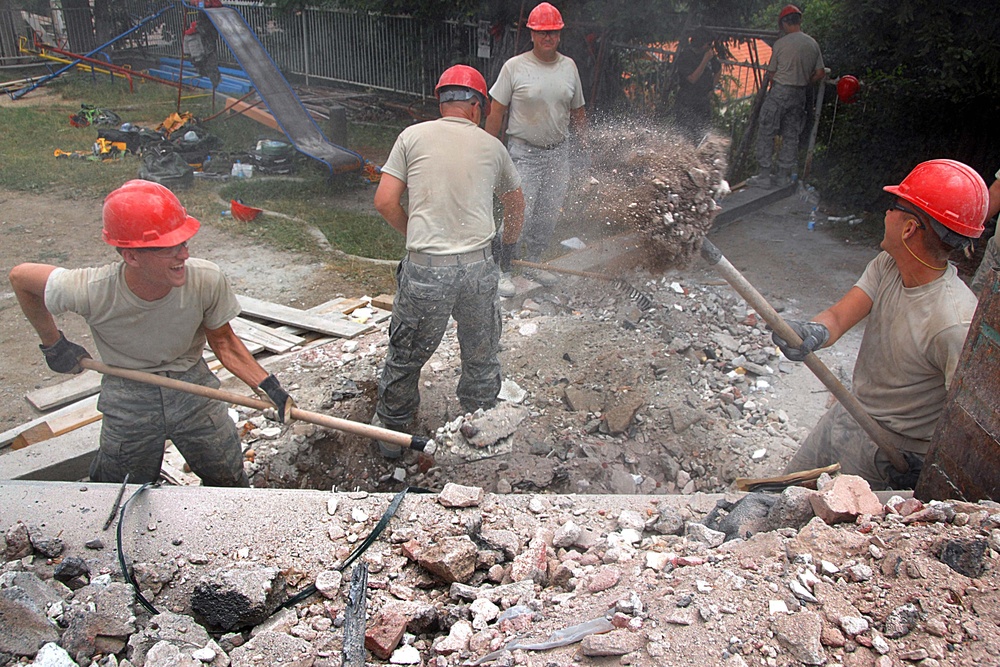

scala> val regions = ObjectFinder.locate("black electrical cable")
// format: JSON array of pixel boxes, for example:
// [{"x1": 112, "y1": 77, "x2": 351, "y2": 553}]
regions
[{"x1": 116, "y1": 481, "x2": 161, "y2": 615}]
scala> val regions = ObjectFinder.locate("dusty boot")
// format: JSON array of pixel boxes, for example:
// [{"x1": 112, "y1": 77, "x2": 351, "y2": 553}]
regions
[
  {"x1": 370, "y1": 413, "x2": 402, "y2": 459},
  {"x1": 522, "y1": 266, "x2": 559, "y2": 287},
  {"x1": 498, "y1": 271, "x2": 516, "y2": 298},
  {"x1": 747, "y1": 168, "x2": 774, "y2": 189}
]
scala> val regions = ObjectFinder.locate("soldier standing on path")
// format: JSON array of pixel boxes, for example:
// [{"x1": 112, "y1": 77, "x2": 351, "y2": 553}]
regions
[
  {"x1": 371, "y1": 65, "x2": 525, "y2": 459},
  {"x1": 8, "y1": 180, "x2": 294, "y2": 486},
  {"x1": 485, "y1": 1, "x2": 586, "y2": 293},
  {"x1": 749, "y1": 4, "x2": 825, "y2": 188}
]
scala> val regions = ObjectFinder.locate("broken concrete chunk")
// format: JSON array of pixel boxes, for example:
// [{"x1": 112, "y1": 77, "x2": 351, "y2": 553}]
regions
[
  {"x1": 365, "y1": 609, "x2": 407, "y2": 659},
  {"x1": 563, "y1": 387, "x2": 604, "y2": 413},
  {"x1": 29, "y1": 642, "x2": 78, "y2": 667},
  {"x1": 0, "y1": 588, "x2": 60, "y2": 657},
  {"x1": 127, "y1": 612, "x2": 211, "y2": 667},
  {"x1": 228, "y1": 630, "x2": 315, "y2": 667},
  {"x1": 60, "y1": 582, "x2": 136, "y2": 660},
  {"x1": 432, "y1": 619, "x2": 473, "y2": 655},
  {"x1": 771, "y1": 610, "x2": 826, "y2": 665},
  {"x1": 580, "y1": 628, "x2": 644, "y2": 656},
  {"x1": 808, "y1": 475, "x2": 883, "y2": 525},
  {"x1": 437, "y1": 483, "x2": 484, "y2": 508},
  {"x1": 314, "y1": 570, "x2": 342, "y2": 599},
  {"x1": 604, "y1": 395, "x2": 646, "y2": 435},
  {"x1": 4, "y1": 522, "x2": 32, "y2": 560},
  {"x1": 191, "y1": 565, "x2": 287, "y2": 631},
  {"x1": 414, "y1": 536, "x2": 478, "y2": 584}
]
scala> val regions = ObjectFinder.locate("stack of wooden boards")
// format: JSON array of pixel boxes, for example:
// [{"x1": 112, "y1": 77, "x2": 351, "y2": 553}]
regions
[{"x1": 0, "y1": 294, "x2": 394, "y2": 476}]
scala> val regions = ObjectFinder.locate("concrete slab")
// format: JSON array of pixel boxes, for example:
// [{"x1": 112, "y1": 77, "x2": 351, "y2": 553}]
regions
[
  {"x1": 713, "y1": 182, "x2": 796, "y2": 230},
  {"x1": 0, "y1": 421, "x2": 99, "y2": 481}
]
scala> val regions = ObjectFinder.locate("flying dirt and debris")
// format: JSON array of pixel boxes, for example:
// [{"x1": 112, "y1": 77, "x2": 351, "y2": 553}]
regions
[{"x1": 564, "y1": 124, "x2": 731, "y2": 270}]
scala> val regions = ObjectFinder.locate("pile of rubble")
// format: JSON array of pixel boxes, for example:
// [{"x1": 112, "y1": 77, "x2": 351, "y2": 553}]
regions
[
  {"x1": 1, "y1": 477, "x2": 998, "y2": 666},
  {"x1": 564, "y1": 125, "x2": 730, "y2": 270},
  {"x1": 246, "y1": 270, "x2": 810, "y2": 496}
]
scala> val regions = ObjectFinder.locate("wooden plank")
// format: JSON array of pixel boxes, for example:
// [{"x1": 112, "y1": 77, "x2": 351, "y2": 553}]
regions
[
  {"x1": 1, "y1": 394, "x2": 100, "y2": 449},
  {"x1": 230, "y1": 317, "x2": 305, "y2": 354},
  {"x1": 237, "y1": 295, "x2": 372, "y2": 338},
  {"x1": 11, "y1": 423, "x2": 55, "y2": 451},
  {"x1": 47, "y1": 400, "x2": 103, "y2": 437},
  {"x1": 25, "y1": 370, "x2": 102, "y2": 411},
  {"x1": 371, "y1": 294, "x2": 395, "y2": 311}
]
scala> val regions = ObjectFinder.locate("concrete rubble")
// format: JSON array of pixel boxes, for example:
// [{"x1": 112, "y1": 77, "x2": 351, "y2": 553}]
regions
[{"x1": 1, "y1": 478, "x2": 999, "y2": 666}]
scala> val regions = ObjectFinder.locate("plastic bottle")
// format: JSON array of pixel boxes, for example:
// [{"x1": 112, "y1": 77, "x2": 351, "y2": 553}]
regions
[{"x1": 808, "y1": 207, "x2": 817, "y2": 231}]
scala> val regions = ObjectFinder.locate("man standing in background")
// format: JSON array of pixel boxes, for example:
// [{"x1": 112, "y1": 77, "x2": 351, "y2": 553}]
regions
[{"x1": 486, "y1": 1, "x2": 586, "y2": 292}]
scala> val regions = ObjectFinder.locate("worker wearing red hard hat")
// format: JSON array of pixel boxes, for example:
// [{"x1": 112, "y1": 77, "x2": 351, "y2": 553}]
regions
[
  {"x1": 969, "y1": 166, "x2": 1000, "y2": 295},
  {"x1": 371, "y1": 65, "x2": 525, "y2": 459},
  {"x1": 486, "y1": 1, "x2": 586, "y2": 293},
  {"x1": 8, "y1": 179, "x2": 295, "y2": 486},
  {"x1": 749, "y1": 4, "x2": 826, "y2": 188},
  {"x1": 775, "y1": 160, "x2": 987, "y2": 489}
]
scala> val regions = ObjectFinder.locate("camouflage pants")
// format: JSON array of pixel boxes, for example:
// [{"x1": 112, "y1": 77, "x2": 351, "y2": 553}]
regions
[
  {"x1": 784, "y1": 401, "x2": 929, "y2": 491},
  {"x1": 755, "y1": 83, "x2": 808, "y2": 172},
  {"x1": 376, "y1": 256, "x2": 502, "y2": 427},
  {"x1": 509, "y1": 139, "x2": 571, "y2": 261},
  {"x1": 970, "y1": 235, "x2": 999, "y2": 296},
  {"x1": 91, "y1": 359, "x2": 248, "y2": 487}
]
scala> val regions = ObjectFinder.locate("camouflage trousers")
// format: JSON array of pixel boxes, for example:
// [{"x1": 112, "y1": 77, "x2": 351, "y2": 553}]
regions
[
  {"x1": 509, "y1": 139, "x2": 571, "y2": 262},
  {"x1": 376, "y1": 256, "x2": 502, "y2": 428},
  {"x1": 755, "y1": 83, "x2": 808, "y2": 172},
  {"x1": 91, "y1": 358, "x2": 248, "y2": 487},
  {"x1": 784, "y1": 401, "x2": 928, "y2": 491}
]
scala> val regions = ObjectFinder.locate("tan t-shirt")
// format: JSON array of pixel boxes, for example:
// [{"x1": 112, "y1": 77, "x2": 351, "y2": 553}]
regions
[
  {"x1": 45, "y1": 258, "x2": 241, "y2": 372},
  {"x1": 381, "y1": 116, "x2": 521, "y2": 255},
  {"x1": 767, "y1": 31, "x2": 824, "y2": 87},
  {"x1": 853, "y1": 252, "x2": 976, "y2": 439},
  {"x1": 489, "y1": 51, "x2": 585, "y2": 147}
]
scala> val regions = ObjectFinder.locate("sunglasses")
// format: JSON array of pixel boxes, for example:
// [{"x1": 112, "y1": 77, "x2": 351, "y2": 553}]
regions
[
  {"x1": 889, "y1": 200, "x2": 926, "y2": 229},
  {"x1": 142, "y1": 241, "x2": 189, "y2": 258}
]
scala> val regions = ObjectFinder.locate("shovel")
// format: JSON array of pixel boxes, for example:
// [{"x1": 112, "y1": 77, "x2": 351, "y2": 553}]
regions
[
  {"x1": 699, "y1": 239, "x2": 909, "y2": 473},
  {"x1": 79, "y1": 359, "x2": 434, "y2": 454}
]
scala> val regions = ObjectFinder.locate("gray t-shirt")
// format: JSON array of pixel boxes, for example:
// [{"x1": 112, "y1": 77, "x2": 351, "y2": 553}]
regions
[
  {"x1": 45, "y1": 258, "x2": 240, "y2": 372},
  {"x1": 768, "y1": 31, "x2": 824, "y2": 87},
  {"x1": 381, "y1": 116, "x2": 521, "y2": 255},
  {"x1": 853, "y1": 252, "x2": 976, "y2": 439},
  {"x1": 489, "y1": 51, "x2": 585, "y2": 147}
]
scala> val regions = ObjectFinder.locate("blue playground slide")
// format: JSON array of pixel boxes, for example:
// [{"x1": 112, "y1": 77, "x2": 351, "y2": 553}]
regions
[{"x1": 200, "y1": 4, "x2": 364, "y2": 174}]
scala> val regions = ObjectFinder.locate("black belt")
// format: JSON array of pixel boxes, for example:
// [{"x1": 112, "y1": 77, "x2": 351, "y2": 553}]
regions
[{"x1": 407, "y1": 247, "x2": 489, "y2": 267}]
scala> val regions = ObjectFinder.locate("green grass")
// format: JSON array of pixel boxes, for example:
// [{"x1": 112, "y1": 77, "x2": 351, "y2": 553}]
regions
[{"x1": 0, "y1": 72, "x2": 405, "y2": 259}]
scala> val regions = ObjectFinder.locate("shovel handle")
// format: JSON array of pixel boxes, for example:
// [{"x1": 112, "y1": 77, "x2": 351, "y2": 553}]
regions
[
  {"x1": 700, "y1": 239, "x2": 909, "y2": 473},
  {"x1": 79, "y1": 359, "x2": 429, "y2": 451}
]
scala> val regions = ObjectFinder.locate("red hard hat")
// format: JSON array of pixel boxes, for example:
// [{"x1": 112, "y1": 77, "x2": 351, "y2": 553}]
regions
[
  {"x1": 102, "y1": 179, "x2": 200, "y2": 248},
  {"x1": 526, "y1": 2, "x2": 564, "y2": 31},
  {"x1": 779, "y1": 4, "x2": 802, "y2": 21},
  {"x1": 230, "y1": 199, "x2": 263, "y2": 222},
  {"x1": 883, "y1": 160, "x2": 988, "y2": 239},
  {"x1": 435, "y1": 65, "x2": 491, "y2": 114},
  {"x1": 836, "y1": 75, "x2": 860, "y2": 104}
]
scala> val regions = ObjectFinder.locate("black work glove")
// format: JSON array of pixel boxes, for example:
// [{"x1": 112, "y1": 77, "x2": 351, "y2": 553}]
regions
[
  {"x1": 497, "y1": 243, "x2": 518, "y2": 272},
  {"x1": 771, "y1": 320, "x2": 830, "y2": 362},
  {"x1": 257, "y1": 374, "x2": 296, "y2": 423},
  {"x1": 40, "y1": 331, "x2": 91, "y2": 374}
]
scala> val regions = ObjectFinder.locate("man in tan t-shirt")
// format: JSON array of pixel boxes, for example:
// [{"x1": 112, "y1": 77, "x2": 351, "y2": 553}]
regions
[
  {"x1": 749, "y1": 4, "x2": 825, "y2": 188},
  {"x1": 371, "y1": 65, "x2": 524, "y2": 459},
  {"x1": 773, "y1": 160, "x2": 987, "y2": 489},
  {"x1": 9, "y1": 180, "x2": 294, "y2": 486}
]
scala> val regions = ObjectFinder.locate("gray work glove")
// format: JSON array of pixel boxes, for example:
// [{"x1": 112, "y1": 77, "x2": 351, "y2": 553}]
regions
[
  {"x1": 257, "y1": 374, "x2": 296, "y2": 423},
  {"x1": 40, "y1": 331, "x2": 91, "y2": 374},
  {"x1": 771, "y1": 321, "x2": 830, "y2": 361},
  {"x1": 497, "y1": 243, "x2": 517, "y2": 272}
]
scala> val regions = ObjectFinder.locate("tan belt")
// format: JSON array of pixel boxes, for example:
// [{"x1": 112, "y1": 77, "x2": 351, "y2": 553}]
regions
[
  {"x1": 509, "y1": 136, "x2": 566, "y2": 150},
  {"x1": 407, "y1": 247, "x2": 489, "y2": 267}
]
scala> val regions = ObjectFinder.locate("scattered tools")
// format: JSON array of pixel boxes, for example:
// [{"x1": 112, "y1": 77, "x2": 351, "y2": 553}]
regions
[
  {"x1": 734, "y1": 463, "x2": 841, "y2": 492},
  {"x1": 511, "y1": 259, "x2": 654, "y2": 310},
  {"x1": 699, "y1": 239, "x2": 910, "y2": 474},
  {"x1": 79, "y1": 359, "x2": 435, "y2": 454}
]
